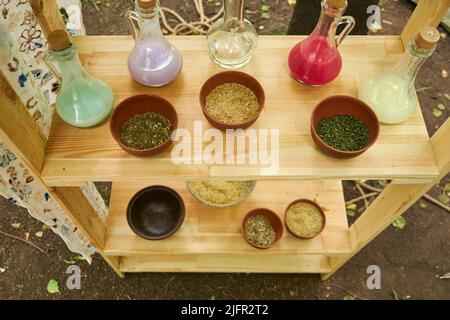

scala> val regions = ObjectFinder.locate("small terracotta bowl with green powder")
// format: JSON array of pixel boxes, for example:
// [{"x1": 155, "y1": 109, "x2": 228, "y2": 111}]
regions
[
  {"x1": 311, "y1": 95, "x2": 379, "y2": 159},
  {"x1": 110, "y1": 94, "x2": 178, "y2": 157},
  {"x1": 200, "y1": 71, "x2": 265, "y2": 130},
  {"x1": 285, "y1": 199, "x2": 326, "y2": 240},
  {"x1": 241, "y1": 208, "x2": 283, "y2": 249}
]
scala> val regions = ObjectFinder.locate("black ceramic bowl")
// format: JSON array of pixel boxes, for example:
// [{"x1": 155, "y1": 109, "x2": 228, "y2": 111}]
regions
[{"x1": 126, "y1": 186, "x2": 185, "y2": 240}]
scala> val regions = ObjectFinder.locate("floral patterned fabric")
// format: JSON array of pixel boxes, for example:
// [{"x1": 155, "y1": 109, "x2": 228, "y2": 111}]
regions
[{"x1": 0, "y1": 0, "x2": 106, "y2": 262}]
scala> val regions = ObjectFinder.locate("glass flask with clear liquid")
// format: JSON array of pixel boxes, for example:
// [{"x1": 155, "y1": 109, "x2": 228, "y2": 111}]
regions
[
  {"x1": 127, "y1": 0, "x2": 182, "y2": 87},
  {"x1": 288, "y1": 0, "x2": 355, "y2": 86},
  {"x1": 45, "y1": 30, "x2": 114, "y2": 128},
  {"x1": 207, "y1": 0, "x2": 258, "y2": 69},
  {"x1": 359, "y1": 26, "x2": 440, "y2": 124}
]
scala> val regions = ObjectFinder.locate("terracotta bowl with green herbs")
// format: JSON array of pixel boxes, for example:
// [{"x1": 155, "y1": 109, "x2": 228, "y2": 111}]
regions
[
  {"x1": 199, "y1": 71, "x2": 265, "y2": 131},
  {"x1": 241, "y1": 208, "x2": 283, "y2": 249},
  {"x1": 110, "y1": 94, "x2": 178, "y2": 157},
  {"x1": 311, "y1": 95, "x2": 379, "y2": 159}
]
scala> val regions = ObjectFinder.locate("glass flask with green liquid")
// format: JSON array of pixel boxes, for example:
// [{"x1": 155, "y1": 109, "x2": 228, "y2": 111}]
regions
[{"x1": 45, "y1": 30, "x2": 114, "y2": 128}]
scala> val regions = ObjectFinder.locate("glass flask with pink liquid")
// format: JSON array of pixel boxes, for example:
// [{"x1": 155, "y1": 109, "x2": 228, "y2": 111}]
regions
[
  {"x1": 127, "y1": 0, "x2": 182, "y2": 87},
  {"x1": 288, "y1": 0, "x2": 355, "y2": 86}
]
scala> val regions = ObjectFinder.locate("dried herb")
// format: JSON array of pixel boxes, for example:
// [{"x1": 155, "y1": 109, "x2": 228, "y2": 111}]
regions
[
  {"x1": 244, "y1": 215, "x2": 276, "y2": 247},
  {"x1": 205, "y1": 83, "x2": 259, "y2": 124},
  {"x1": 286, "y1": 202, "x2": 324, "y2": 238},
  {"x1": 316, "y1": 115, "x2": 369, "y2": 151},
  {"x1": 120, "y1": 112, "x2": 171, "y2": 149}
]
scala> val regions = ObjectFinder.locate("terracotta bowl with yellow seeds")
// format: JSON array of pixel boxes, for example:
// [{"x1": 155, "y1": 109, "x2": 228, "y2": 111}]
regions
[
  {"x1": 199, "y1": 71, "x2": 265, "y2": 131},
  {"x1": 284, "y1": 199, "x2": 326, "y2": 239}
]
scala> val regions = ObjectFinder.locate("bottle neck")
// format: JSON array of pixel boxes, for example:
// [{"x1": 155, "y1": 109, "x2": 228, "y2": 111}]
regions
[
  {"x1": 52, "y1": 45, "x2": 87, "y2": 82},
  {"x1": 223, "y1": 0, "x2": 244, "y2": 30},
  {"x1": 311, "y1": 0, "x2": 346, "y2": 42},
  {"x1": 136, "y1": 2, "x2": 163, "y2": 38},
  {"x1": 391, "y1": 39, "x2": 435, "y2": 82}
]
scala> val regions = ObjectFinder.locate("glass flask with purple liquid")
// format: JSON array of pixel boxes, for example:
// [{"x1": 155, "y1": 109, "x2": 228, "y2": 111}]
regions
[{"x1": 127, "y1": 0, "x2": 182, "y2": 87}]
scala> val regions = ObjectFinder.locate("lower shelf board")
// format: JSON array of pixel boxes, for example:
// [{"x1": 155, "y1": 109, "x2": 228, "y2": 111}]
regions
[
  {"x1": 119, "y1": 254, "x2": 332, "y2": 273},
  {"x1": 104, "y1": 179, "x2": 353, "y2": 270}
]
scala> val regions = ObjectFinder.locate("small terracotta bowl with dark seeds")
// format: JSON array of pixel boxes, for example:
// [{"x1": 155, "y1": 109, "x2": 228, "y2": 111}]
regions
[
  {"x1": 110, "y1": 94, "x2": 178, "y2": 157},
  {"x1": 311, "y1": 95, "x2": 379, "y2": 159},
  {"x1": 199, "y1": 71, "x2": 265, "y2": 131},
  {"x1": 285, "y1": 199, "x2": 326, "y2": 240},
  {"x1": 241, "y1": 208, "x2": 283, "y2": 249}
]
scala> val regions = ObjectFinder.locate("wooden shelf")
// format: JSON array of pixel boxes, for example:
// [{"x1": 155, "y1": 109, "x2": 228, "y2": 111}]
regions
[
  {"x1": 104, "y1": 179, "x2": 352, "y2": 272},
  {"x1": 42, "y1": 35, "x2": 439, "y2": 186}
]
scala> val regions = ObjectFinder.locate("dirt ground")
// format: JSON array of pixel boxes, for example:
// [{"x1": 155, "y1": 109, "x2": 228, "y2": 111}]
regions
[{"x1": 0, "y1": 0, "x2": 449, "y2": 299}]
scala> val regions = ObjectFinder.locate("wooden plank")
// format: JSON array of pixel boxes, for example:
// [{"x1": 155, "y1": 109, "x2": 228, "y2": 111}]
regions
[
  {"x1": 120, "y1": 254, "x2": 331, "y2": 273},
  {"x1": 0, "y1": 71, "x2": 47, "y2": 175},
  {"x1": 104, "y1": 180, "x2": 352, "y2": 259},
  {"x1": 41, "y1": 36, "x2": 439, "y2": 186},
  {"x1": 322, "y1": 118, "x2": 450, "y2": 280},
  {"x1": 29, "y1": 0, "x2": 66, "y2": 38},
  {"x1": 401, "y1": 0, "x2": 450, "y2": 48},
  {"x1": 52, "y1": 187, "x2": 107, "y2": 248},
  {"x1": 51, "y1": 187, "x2": 124, "y2": 277}
]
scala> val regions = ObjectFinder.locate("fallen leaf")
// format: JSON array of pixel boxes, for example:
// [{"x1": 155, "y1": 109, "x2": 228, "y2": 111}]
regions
[
  {"x1": 64, "y1": 259, "x2": 76, "y2": 265},
  {"x1": 74, "y1": 255, "x2": 86, "y2": 261},
  {"x1": 0, "y1": 267, "x2": 5, "y2": 273},
  {"x1": 11, "y1": 223, "x2": 21, "y2": 228},
  {"x1": 392, "y1": 216, "x2": 406, "y2": 229},
  {"x1": 346, "y1": 210, "x2": 356, "y2": 217},
  {"x1": 24, "y1": 232, "x2": 30, "y2": 241},
  {"x1": 437, "y1": 194, "x2": 449, "y2": 205},
  {"x1": 436, "y1": 103, "x2": 446, "y2": 111},
  {"x1": 378, "y1": 180, "x2": 388, "y2": 186},
  {"x1": 419, "y1": 202, "x2": 427, "y2": 208},
  {"x1": 35, "y1": 231, "x2": 43, "y2": 238},
  {"x1": 343, "y1": 295, "x2": 356, "y2": 300},
  {"x1": 438, "y1": 272, "x2": 450, "y2": 279},
  {"x1": 261, "y1": 12, "x2": 270, "y2": 19},
  {"x1": 209, "y1": 295, "x2": 216, "y2": 300},
  {"x1": 444, "y1": 93, "x2": 450, "y2": 101},
  {"x1": 432, "y1": 108, "x2": 443, "y2": 117},
  {"x1": 444, "y1": 183, "x2": 450, "y2": 193},
  {"x1": 47, "y1": 279, "x2": 59, "y2": 294},
  {"x1": 346, "y1": 203, "x2": 357, "y2": 211},
  {"x1": 288, "y1": 0, "x2": 296, "y2": 5},
  {"x1": 442, "y1": 69, "x2": 448, "y2": 78},
  {"x1": 382, "y1": 19, "x2": 393, "y2": 25}
]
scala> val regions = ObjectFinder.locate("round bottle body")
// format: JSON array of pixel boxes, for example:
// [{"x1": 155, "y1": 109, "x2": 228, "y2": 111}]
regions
[
  {"x1": 128, "y1": 39, "x2": 182, "y2": 87},
  {"x1": 288, "y1": 36, "x2": 342, "y2": 86},
  {"x1": 56, "y1": 76, "x2": 114, "y2": 128},
  {"x1": 207, "y1": 18, "x2": 257, "y2": 69},
  {"x1": 359, "y1": 75, "x2": 417, "y2": 124}
]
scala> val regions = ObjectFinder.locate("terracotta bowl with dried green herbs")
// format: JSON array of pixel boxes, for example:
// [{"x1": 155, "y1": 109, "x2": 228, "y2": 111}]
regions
[
  {"x1": 311, "y1": 95, "x2": 379, "y2": 159},
  {"x1": 199, "y1": 71, "x2": 265, "y2": 130},
  {"x1": 110, "y1": 94, "x2": 178, "y2": 157},
  {"x1": 241, "y1": 208, "x2": 283, "y2": 249},
  {"x1": 284, "y1": 199, "x2": 326, "y2": 240}
]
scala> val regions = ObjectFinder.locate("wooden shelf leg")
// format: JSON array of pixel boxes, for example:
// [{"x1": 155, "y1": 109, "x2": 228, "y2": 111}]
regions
[
  {"x1": 322, "y1": 119, "x2": 450, "y2": 280},
  {"x1": 51, "y1": 187, "x2": 125, "y2": 278}
]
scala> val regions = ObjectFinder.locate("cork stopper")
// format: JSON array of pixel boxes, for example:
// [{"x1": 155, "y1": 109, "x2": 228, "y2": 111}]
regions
[
  {"x1": 415, "y1": 26, "x2": 440, "y2": 49},
  {"x1": 137, "y1": 0, "x2": 157, "y2": 9},
  {"x1": 47, "y1": 30, "x2": 71, "y2": 51},
  {"x1": 327, "y1": 0, "x2": 347, "y2": 9}
]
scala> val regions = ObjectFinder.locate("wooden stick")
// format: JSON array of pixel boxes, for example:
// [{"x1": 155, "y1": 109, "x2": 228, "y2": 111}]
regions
[
  {"x1": 0, "y1": 230, "x2": 45, "y2": 253},
  {"x1": 345, "y1": 192, "x2": 379, "y2": 205}
]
